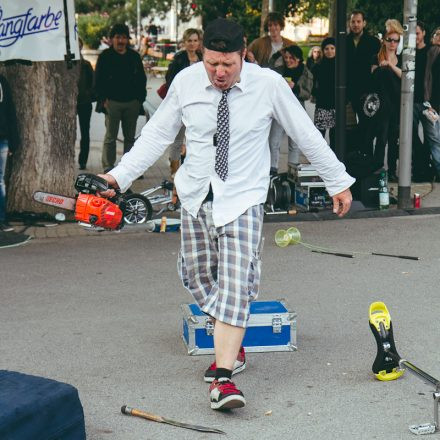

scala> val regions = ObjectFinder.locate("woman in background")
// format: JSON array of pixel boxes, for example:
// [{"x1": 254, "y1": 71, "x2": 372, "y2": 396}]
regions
[
  {"x1": 312, "y1": 37, "x2": 336, "y2": 151},
  {"x1": 306, "y1": 45, "x2": 322, "y2": 71},
  {"x1": 268, "y1": 45, "x2": 313, "y2": 172},
  {"x1": 370, "y1": 20, "x2": 403, "y2": 180},
  {"x1": 164, "y1": 28, "x2": 203, "y2": 179}
]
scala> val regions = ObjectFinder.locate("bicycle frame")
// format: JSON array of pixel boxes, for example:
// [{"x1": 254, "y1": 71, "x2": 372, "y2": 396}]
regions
[{"x1": 139, "y1": 180, "x2": 177, "y2": 216}]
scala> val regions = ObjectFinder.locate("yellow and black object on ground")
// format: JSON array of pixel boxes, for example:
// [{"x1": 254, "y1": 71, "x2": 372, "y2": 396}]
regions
[
  {"x1": 368, "y1": 301, "x2": 440, "y2": 435},
  {"x1": 369, "y1": 302, "x2": 404, "y2": 381}
]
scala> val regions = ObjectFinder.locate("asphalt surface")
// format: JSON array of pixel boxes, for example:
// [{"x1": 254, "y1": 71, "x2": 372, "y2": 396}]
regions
[
  {"x1": 1, "y1": 74, "x2": 440, "y2": 440},
  {"x1": 2, "y1": 214, "x2": 440, "y2": 439}
]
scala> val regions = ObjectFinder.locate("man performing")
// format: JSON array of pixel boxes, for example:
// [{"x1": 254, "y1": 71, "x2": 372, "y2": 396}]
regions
[{"x1": 100, "y1": 18, "x2": 355, "y2": 411}]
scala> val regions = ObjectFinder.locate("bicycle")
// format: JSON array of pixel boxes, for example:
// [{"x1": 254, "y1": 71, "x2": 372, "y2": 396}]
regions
[{"x1": 123, "y1": 179, "x2": 179, "y2": 224}]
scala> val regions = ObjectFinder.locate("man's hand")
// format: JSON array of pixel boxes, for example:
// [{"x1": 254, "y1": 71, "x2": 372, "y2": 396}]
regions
[
  {"x1": 97, "y1": 173, "x2": 119, "y2": 198},
  {"x1": 332, "y1": 188, "x2": 352, "y2": 218}
]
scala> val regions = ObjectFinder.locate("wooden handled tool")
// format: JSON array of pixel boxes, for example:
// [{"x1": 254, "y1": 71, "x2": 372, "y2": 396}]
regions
[{"x1": 121, "y1": 405, "x2": 225, "y2": 435}]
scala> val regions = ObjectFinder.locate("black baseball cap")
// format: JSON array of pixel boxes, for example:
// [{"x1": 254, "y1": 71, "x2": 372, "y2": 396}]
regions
[{"x1": 203, "y1": 18, "x2": 244, "y2": 52}]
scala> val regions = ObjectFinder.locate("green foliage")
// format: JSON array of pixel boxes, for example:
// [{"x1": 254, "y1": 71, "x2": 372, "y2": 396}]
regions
[
  {"x1": 74, "y1": 0, "x2": 437, "y2": 47},
  {"x1": 157, "y1": 59, "x2": 171, "y2": 67},
  {"x1": 77, "y1": 13, "x2": 110, "y2": 49},
  {"x1": 276, "y1": 0, "x2": 330, "y2": 22},
  {"x1": 352, "y1": 0, "x2": 440, "y2": 37},
  {"x1": 75, "y1": 0, "x2": 126, "y2": 14},
  {"x1": 75, "y1": 0, "x2": 196, "y2": 29},
  {"x1": 73, "y1": 0, "x2": 331, "y2": 44},
  {"x1": 189, "y1": 0, "x2": 262, "y2": 42},
  {"x1": 299, "y1": 44, "x2": 313, "y2": 59}
]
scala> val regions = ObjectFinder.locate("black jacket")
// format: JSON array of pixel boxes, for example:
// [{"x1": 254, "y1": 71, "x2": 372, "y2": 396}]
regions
[
  {"x1": 77, "y1": 58, "x2": 95, "y2": 106},
  {"x1": 414, "y1": 45, "x2": 429, "y2": 103},
  {"x1": 95, "y1": 47, "x2": 146, "y2": 104},
  {"x1": 165, "y1": 50, "x2": 202, "y2": 87},
  {"x1": 312, "y1": 58, "x2": 335, "y2": 110},
  {"x1": 0, "y1": 75, "x2": 19, "y2": 152},
  {"x1": 429, "y1": 52, "x2": 440, "y2": 112},
  {"x1": 347, "y1": 32, "x2": 381, "y2": 102}
]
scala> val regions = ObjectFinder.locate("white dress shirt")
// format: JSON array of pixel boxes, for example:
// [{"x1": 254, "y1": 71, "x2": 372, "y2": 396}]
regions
[{"x1": 109, "y1": 61, "x2": 355, "y2": 227}]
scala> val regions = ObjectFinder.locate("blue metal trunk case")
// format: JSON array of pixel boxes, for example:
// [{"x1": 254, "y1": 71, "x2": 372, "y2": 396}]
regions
[{"x1": 181, "y1": 300, "x2": 297, "y2": 355}]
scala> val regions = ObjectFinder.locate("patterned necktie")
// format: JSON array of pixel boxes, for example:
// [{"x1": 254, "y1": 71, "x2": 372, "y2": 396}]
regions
[{"x1": 215, "y1": 89, "x2": 231, "y2": 181}]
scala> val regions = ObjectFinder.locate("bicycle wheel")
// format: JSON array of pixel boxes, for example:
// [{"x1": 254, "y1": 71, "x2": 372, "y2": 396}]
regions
[{"x1": 122, "y1": 193, "x2": 153, "y2": 224}]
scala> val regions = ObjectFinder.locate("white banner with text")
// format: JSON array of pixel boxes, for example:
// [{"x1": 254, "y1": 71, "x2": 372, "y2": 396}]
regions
[{"x1": 0, "y1": 0, "x2": 79, "y2": 62}]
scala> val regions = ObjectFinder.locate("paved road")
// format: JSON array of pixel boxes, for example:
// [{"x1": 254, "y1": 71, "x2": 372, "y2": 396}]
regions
[
  {"x1": 2, "y1": 213, "x2": 440, "y2": 439},
  {"x1": 2, "y1": 72, "x2": 440, "y2": 439}
]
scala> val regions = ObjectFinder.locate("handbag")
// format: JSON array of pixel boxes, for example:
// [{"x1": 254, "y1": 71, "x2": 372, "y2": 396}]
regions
[{"x1": 157, "y1": 83, "x2": 168, "y2": 99}]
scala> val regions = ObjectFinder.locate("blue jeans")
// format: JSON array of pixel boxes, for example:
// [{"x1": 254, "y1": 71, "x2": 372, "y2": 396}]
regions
[
  {"x1": 413, "y1": 103, "x2": 440, "y2": 174},
  {"x1": 0, "y1": 139, "x2": 9, "y2": 222}
]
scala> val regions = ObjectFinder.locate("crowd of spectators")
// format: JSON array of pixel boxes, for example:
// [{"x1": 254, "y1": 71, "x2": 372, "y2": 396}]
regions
[
  {"x1": 245, "y1": 10, "x2": 440, "y2": 184},
  {"x1": 2, "y1": 11, "x2": 439, "y2": 230},
  {"x1": 83, "y1": 13, "x2": 440, "y2": 186}
]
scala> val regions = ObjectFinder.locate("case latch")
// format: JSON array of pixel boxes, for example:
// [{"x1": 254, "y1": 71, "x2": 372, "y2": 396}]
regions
[
  {"x1": 205, "y1": 319, "x2": 214, "y2": 336},
  {"x1": 272, "y1": 316, "x2": 282, "y2": 333}
]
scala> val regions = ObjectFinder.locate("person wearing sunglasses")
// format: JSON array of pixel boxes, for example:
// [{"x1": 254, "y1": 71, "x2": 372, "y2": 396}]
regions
[{"x1": 369, "y1": 20, "x2": 403, "y2": 181}]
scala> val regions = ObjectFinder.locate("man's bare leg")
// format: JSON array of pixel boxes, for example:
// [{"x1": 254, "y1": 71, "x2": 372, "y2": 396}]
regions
[
  {"x1": 213, "y1": 320, "x2": 245, "y2": 370},
  {"x1": 209, "y1": 320, "x2": 246, "y2": 410}
]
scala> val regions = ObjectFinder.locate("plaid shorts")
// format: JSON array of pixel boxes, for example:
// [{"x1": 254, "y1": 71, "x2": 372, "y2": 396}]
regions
[{"x1": 177, "y1": 203, "x2": 264, "y2": 328}]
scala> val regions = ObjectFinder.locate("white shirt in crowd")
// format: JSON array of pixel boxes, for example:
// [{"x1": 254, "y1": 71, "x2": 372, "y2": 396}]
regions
[
  {"x1": 109, "y1": 61, "x2": 355, "y2": 227},
  {"x1": 270, "y1": 41, "x2": 283, "y2": 57}
]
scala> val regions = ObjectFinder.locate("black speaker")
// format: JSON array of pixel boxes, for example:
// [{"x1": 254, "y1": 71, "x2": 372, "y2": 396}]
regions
[{"x1": 351, "y1": 171, "x2": 383, "y2": 208}]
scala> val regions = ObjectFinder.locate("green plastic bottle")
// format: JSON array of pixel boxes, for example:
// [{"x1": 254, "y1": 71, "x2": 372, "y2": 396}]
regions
[{"x1": 379, "y1": 171, "x2": 389, "y2": 210}]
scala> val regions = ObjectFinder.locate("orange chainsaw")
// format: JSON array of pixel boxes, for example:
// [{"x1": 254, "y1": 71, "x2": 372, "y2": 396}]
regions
[{"x1": 33, "y1": 174, "x2": 126, "y2": 230}]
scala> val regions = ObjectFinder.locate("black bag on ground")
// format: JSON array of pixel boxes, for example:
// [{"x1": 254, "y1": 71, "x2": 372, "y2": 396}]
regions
[{"x1": 345, "y1": 150, "x2": 379, "y2": 179}]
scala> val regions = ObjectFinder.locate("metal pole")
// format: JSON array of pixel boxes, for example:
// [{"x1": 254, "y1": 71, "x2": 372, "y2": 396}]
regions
[
  {"x1": 335, "y1": 0, "x2": 347, "y2": 161},
  {"x1": 398, "y1": 0, "x2": 417, "y2": 208},
  {"x1": 137, "y1": 0, "x2": 141, "y2": 51},
  {"x1": 62, "y1": 0, "x2": 74, "y2": 68},
  {"x1": 268, "y1": 0, "x2": 274, "y2": 12},
  {"x1": 175, "y1": 0, "x2": 179, "y2": 44}
]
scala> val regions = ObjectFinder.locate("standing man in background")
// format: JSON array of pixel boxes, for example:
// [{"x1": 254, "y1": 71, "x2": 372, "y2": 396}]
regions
[
  {"x1": 77, "y1": 38, "x2": 95, "y2": 171},
  {"x1": 412, "y1": 21, "x2": 434, "y2": 181},
  {"x1": 423, "y1": 27, "x2": 440, "y2": 178},
  {"x1": 247, "y1": 12, "x2": 295, "y2": 67},
  {"x1": 346, "y1": 10, "x2": 380, "y2": 121},
  {"x1": 95, "y1": 24, "x2": 146, "y2": 173},
  {"x1": 247, "y1": 12, "x2": 297, "y2": 174}
]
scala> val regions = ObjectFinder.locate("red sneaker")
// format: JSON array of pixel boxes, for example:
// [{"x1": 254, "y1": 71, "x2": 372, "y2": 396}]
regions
[
  {"x1": 209, "y1": 379, "x2": 246, "y2": 410},
  {"x1": 203, "y1": 347, "x2": 246, "y2": 383}
]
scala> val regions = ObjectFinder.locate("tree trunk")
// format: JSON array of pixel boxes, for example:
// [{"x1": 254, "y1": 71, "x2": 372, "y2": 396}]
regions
[
  {"x1": 0, "y1": 62, "x2": 79, "y2": 215},
  {"x1": 260, "y1": 0, "x2": 269, "y2": 37},
  {"x1": 329, "y1": 0, "x2": 337, "y2": 36}
]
